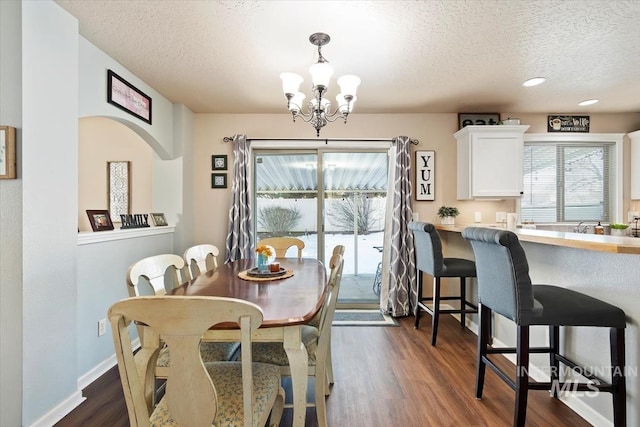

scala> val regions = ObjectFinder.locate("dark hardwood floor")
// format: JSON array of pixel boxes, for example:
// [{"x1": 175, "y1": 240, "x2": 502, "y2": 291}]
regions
[{"x1": 55, "y1": 315, "x2": 591, "y2": 426}]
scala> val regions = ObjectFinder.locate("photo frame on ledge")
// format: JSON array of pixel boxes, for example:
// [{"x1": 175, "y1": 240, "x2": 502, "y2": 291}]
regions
[
  {"x1": 212, "y1": 155, "x2": 228, "y2": 170},
  {"x1": 211, "y1": 173, "x2": 227, "y2": 189},
  {"x1": 107, "y1": 69, "x2": 152, "y2": 124},
  {"x1": 150, "y1": 213, "x2": 168, "y2": 226},
  {"x1": 86, "y1": 210, "x2": 114, "y2": 232},
  {"x1": 0, "y1": 126, "x2": 16, "y2": 179}
]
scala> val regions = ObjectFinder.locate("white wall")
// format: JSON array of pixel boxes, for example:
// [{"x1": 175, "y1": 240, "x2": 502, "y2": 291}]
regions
[
  {"x1": 0, "y1": 1, "x2": 23, "y2": 426},
  {"x1": 1, "y1": 1, "x2": 193, "y2": 425},
  {"x1": 76, "y1": 232, "x2": 175, "y2": 381},
  {"x1": 21, "y1": 1, "x2": 79, "y2": 424},
  {"x1": 78, "y1": 37, "x2": 176, "y2": 159}
]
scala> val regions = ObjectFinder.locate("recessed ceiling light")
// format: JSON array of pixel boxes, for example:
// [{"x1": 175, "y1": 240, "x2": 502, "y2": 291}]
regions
[
  {"x1": 578, "y1": 99, "x2": 599, "y2": 106},
  {"x1": 522, "y1": 77, "x2": 546, "y2": 87}
]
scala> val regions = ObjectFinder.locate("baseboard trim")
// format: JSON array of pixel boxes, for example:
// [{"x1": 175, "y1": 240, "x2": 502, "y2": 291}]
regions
[
  {"x1": 77, "y1": 338, "x2": 140, "y2": 390},
  {"x1": 27, "y1": 391, "x2": 85, "y2": 427},
  {"x1": 447, "y1": 310, "x2": 612, "y2": 427}
]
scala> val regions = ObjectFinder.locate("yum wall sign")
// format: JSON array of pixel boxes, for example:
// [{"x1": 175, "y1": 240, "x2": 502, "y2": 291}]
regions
[{"x1": 415, "y1": 150, "x2": 435, "y2": 201}]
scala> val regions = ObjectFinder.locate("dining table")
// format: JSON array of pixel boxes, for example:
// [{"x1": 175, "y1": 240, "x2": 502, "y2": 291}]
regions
[{"x1": 170, "y1": 257, "x2": 328, "y2": 427}]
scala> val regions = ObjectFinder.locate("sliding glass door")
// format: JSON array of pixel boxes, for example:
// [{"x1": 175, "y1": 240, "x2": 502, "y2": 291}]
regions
[{"x1": 253, "y1": 148, "x2": 388, "y2": 306}]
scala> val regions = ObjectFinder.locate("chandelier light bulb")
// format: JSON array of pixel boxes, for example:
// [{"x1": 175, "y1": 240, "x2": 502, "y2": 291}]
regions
[
  {"x1": 337, "y1": 75, "x2": 361, "y2": 96},
  {"x1": 280, "y1": 72, "x2": 304, "y2": 95},
  {"x1": 309, "y1": 62, "x2": 334, "y2": 88},
  {"x1": 289, "y1": 92, "x2": 306, "y2": 112},
  {"x1": 337, "y1": 94, "x2": 356, "y2": 113}
]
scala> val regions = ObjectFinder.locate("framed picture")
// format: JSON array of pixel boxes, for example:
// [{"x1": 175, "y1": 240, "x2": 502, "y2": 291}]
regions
[
  {"x1": 107, "y1": 69, "x2": 152, "y2": 124},
  {"x1": 211, "y1": 173, "x2": 227, "y2": 189},
  {"x1": 108, "y1": 161, "x2": 130, "y2": 223},
  {"x1": 547, "y1": 115, "x2": 590, "y2": 132},
  {"x1": 86, "y1": 210, "x2": 114, "y2": 232},
  {"x1": 0, "y1": 125, "x2": 16, "y2": 179},
  {"x1": 212, "y1": 154, "x2": 228, "y2": 170},
  {"x1": 458, "y1": 113, "x2": 501, "y2": 129},
  {"x1": 415, "y1": 150, "x2": 435, "y2": 201},
  {"x1": 150, "y1": 213, "x2": 168, "y2": 226}
]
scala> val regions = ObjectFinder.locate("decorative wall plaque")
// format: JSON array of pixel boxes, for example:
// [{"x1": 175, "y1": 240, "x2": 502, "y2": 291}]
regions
[
  {"x1": 547, "y1": 115, "x2": 590, "y2": 132},
  {"x1": 415, "y1": 150, "x2": 435, "y2": 201},
  {"x1": 108, "y1": 161, "x2": 130, "y2": 223}
]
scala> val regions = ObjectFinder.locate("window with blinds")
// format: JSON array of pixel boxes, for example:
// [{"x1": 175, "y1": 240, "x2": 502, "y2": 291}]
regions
[{"x1": 521, "y1": 141, "x2": 615, "y2": 223}]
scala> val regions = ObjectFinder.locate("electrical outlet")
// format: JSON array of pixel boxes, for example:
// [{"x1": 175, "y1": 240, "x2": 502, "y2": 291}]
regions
[
  {"x1": 98, "y1": 318, "x2": 107, "y2": 337},
  {"x1": 496, "y1": 212, "x2": 507, "y2": 223}
]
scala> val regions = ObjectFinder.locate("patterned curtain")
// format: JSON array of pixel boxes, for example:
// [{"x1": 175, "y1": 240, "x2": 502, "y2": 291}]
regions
[
  {"x1": 381, "y1": 136, "x2": 416, "y2": 317},
  {"x1": 224, "y1": 135, "x2": 253, "y2": 263}
]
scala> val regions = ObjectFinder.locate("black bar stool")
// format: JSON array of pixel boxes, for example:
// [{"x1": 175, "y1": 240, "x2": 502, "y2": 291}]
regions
[
  {"x1": 409, "y1": 221, "x2": 478, "y2": 346},
  {"x1": 462, "y1": 227, "x2": 627, "y2": 427}
]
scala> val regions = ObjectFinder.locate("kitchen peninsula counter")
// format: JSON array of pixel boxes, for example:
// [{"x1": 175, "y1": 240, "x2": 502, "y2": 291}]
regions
[
  {"x1": 434, "y1": 223, "x2": 639, "y2": 426},
  {"x1": 436, "y1": 224, "x2": 640, "y2": 255}
]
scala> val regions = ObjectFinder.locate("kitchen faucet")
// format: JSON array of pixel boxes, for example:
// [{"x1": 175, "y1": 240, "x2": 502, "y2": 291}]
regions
[{"x1": 574, "y1": 221, "x2": 589, "y2": 233}]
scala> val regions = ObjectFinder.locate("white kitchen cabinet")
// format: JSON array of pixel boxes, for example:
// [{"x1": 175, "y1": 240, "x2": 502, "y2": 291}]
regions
[
  {"x1": 455, "y1": 125, "x2": 529, "y2": 199},
  {"x1": 629, "y1": 130, "x2": 640, "y2": 200}
]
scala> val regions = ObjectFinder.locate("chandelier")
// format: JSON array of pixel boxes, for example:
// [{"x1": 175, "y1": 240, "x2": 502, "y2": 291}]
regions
[{"x1": 280, "y1": 32, "x2": 361, "y2": 137}]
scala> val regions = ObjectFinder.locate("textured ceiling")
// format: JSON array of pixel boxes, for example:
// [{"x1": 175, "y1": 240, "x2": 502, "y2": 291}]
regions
[{"x1": 55, "y1": 0, "x2": 640, "y2": 115}]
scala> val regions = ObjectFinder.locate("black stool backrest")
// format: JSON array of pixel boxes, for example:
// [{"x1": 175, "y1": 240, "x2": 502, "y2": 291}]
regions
[
  {"x1": 408, "y1": 221, "x2": 444, "y2": 276},
  {"x1": 462, "y1": 227, "x2": 536, "y2": 324}
]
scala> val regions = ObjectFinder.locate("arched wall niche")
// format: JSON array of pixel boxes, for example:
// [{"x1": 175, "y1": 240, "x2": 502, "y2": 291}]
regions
[{"x1": 78, "y1": 116, "x2": 154, "y2": 231}]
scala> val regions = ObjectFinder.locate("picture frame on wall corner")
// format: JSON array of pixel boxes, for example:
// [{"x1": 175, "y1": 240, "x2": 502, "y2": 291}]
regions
[
  {"x1": 150, "y1": 213, "x2": 168, "y2": 226},
  {"x1": 211, "y1": 173, "x2": 227, "y2": 189},
  {"x1": 0, "y1": 125, "x2": 17, "y2": 179},
  {"x1": 107, "y1": 69, "x2": 152, "y2": 125},
  {"x1": 212, "y1": 154, "x2": 228, "y2": 170},
  {"x1": 86, "y1": 210, "x2": 115, "y2": 232},
  {"x1": 415, "y1": 150, "x2": 435, "y2": 201}
]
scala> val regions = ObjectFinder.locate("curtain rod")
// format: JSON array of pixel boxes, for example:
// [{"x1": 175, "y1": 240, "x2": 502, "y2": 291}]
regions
[{"x1": 223, "y1": 136, "x2": 419, "y2": 145}]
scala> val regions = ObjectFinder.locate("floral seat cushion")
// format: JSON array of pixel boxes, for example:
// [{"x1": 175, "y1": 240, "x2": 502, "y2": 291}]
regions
[
  {"x1": 250, "y1": 325, "x2": 320, "y2": 365},
  {"x1": 150, "y1": 361, "x2": 282, "y2": 427},
  {"x1": 156, "y1": 342, "x2": 240, "y2": 367}
]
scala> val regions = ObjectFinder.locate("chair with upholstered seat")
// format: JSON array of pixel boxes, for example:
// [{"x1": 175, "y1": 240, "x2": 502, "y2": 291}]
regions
[
  {"x1": 462, "y1": 227, "x2": 627, "y2": 427},
  {"x1": 257, "y1": 237, "x2": 305, "y2": 259},
  {"x1": 409, "y1": 221, "x2": 478, "y2": 346},
  {"x1": 109, "y1": 296, "x2": 285, "y2": 427},
  {"x1": 126, "y1": 255, "x2": 239, "y2": 379},
  {"x1": 250, "y1": 250, "x2": 344, "y2": 427},
  {"x1": 183, "y1": 243, "x2": 220, "y2": 278}
]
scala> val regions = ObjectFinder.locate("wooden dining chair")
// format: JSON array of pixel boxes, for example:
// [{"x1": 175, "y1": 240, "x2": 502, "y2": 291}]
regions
[
  {"x1": 257, "y1": 237, "x2": 305, "y2": 259},
  {"x1": 309, "y1": 244, "x2": 345, "y2": 387},
  {"x1": 109, "y1": 296, "x2": 285, "y2": 427},
  {"x1": 250, "y1": 251, "x2": 344, "y2": 427},
  {"x1": 126, "y1": 255, "x2": 239, "y2": 380},
  {"x1": 183, "y1": 243, "x2": 220, "y2": 278},
  {"x1": 126, "y1": 254, "x2": 187, "y2": 298}
]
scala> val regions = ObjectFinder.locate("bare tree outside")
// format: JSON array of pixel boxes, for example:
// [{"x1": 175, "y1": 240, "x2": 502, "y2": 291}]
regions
[
  {"x1": 328, "y1": 193, "x2": 382, "y2": 234},
  {"x1": 257, "y1": 205, "x2": 302, "y2": 236}
]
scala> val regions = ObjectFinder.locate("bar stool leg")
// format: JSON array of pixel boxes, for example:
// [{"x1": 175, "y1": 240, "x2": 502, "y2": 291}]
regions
[
  {"x1": 476, "y1": 304, "x2": 490, "y2": 399},
  {"x1": 549, "y1": 325, "x2": 560, "y2": 398},
  {"x1": 515, "y1": 325, "x2": 530, "y2": 427},
  {"x1": 414, "y1": 272, "x2": 423, "y2": 329},
  {"x1": 611, "y1": 327, "x2": 626, "y2": 427},
  {"x1": 460, "y1": 277, "x2": 467, "y2": 329},
  {"x1": 431, "y1": 277, "x2": 441, "y2": 346}
]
